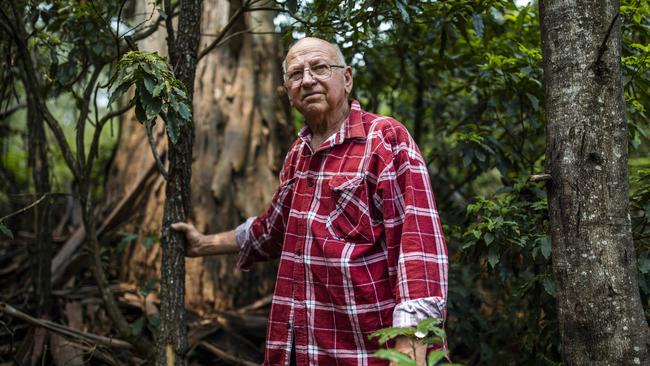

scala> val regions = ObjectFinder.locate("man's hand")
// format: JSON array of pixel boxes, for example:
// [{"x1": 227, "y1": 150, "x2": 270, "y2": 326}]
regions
[
  {"x1": 170, "y1": 222, "x2": 206, "y2": 257},
  {"x1": 170, "y1": 222, "x2": 239, "y2": 257},
  {"x1": 393, "y1": 336, "x2": 427, "y2": 366}
]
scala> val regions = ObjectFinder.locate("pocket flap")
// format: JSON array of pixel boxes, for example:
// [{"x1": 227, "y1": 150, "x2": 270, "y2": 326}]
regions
[{"x1": 329, "y1": 174, "x2": 365, "y2": 192}]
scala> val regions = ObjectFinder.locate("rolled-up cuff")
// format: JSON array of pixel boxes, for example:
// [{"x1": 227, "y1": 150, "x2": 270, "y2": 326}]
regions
[
  {"x1": 234, "y1": 217, "x2": 256, "y2": 249},
  {"x1": 392, "y1": 296, "x2": 447, "y2": 331}
]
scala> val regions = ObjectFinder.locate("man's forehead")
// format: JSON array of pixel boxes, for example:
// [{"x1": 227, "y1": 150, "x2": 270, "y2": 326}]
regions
[{"x1": 285, "y1": 39, "x2": 337, "y2": 67}]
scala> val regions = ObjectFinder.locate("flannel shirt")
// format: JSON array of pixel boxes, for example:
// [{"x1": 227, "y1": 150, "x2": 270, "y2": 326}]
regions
[{"x1": 235, "y1": 100, "x2": 448, "y2": 366}]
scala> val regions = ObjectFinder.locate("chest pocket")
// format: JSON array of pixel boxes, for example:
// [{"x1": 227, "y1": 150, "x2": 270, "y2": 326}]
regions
[{"x1": 326, "y1": 174, "x2": 373, "y2": 243}]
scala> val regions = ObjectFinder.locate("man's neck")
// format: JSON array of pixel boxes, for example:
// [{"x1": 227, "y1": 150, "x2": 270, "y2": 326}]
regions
[{"x1": 306, "y1": 102, "x2": 350, "y2": 151}]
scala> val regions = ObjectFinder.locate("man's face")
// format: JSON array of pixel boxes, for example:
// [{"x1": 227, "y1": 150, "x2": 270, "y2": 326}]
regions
[{"x1": 284, "y1": 38, "x2": 352, "y2": 123}]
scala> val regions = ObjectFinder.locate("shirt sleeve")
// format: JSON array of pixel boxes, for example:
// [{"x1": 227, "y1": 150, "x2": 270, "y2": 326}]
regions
[
  {"x1": 236, "y1": 142, "x2": 300, "y2": 272},
  {"x1": 377, "y1": 124, "x2": 448, "y2": 328}
]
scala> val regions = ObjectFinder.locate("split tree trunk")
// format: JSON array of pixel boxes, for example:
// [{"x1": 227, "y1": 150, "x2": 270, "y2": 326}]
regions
[
  {"x1": 540, "y1": 1, "x2": 649, "y2": 364},
  {"x1": 105, "y1": 0, "x2": 291, "y2": 313}
]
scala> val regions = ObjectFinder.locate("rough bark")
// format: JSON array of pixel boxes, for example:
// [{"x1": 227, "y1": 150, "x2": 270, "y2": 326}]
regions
[
  {"x1": 540, "y1": 1, "x2": 649, "y2": 365},
  {"x1": 24, "y1": 57, "x2": 52, "y2": 318},
  {"x1": 155, "y1": 0, "x2": 202, "y2": 364},
  {"x1": 105, "y1": 0, "x2": 290, "y2": 315}
]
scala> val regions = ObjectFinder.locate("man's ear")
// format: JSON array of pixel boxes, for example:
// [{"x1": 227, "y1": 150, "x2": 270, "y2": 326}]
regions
[
  {"x1": 283, "y1": 84, "x2": 294, "y2": 106},
  {"x1": 344, "y1": 66, "x2": 353, "y2": 95}
]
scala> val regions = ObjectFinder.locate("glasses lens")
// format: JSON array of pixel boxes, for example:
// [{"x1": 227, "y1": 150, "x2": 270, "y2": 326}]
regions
[
  {"x1": 311, "y1": 64, "x2": 331, "y2": 77},
  {"x1": 286, "y1": 64, "x2": 334, "y2": 84},
  {"x1": 288, "y1": 70, "x2": 302, "y2": 82}
]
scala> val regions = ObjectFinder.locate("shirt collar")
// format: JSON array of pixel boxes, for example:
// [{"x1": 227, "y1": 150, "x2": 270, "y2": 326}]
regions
[{"x1": 298, "y1": 100, "x2": 366, "y2": 147}]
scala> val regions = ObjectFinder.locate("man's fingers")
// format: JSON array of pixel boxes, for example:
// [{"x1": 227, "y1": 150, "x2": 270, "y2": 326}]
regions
[{"x1": 170, "y1": 222, "x2": 192, "y2": 232}]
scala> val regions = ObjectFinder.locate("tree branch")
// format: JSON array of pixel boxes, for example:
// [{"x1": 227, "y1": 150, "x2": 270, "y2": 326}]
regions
[
  {"x1": 163, "y1": 0, "x2": 177, "y2": 64},
  {"x1": 0, "y1": 193, "x2": 51, "y2": 222},
  {"x1": 76, "y1": 64, "x2": 103, "y2": 171},
  {"x1": 0, "y1": 102, "x2": 26, "y2": 120},
  {"x1": 197, "y1": 0, "x2": 251, "y2": 61},
  {"x1": 85, "y1": 99, "x2": 135, "y2": 173},
  {"x1": 145, "y1": 119, "x2": 169, "y2": 180},
  {"x1": 2, "y1": 3, "x2": 81, "y2": 181}
]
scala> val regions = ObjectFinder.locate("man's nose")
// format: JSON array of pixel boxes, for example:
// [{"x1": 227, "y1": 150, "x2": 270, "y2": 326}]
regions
[{"x1": 301, "y1": 69, "x2": 317, "y2": 86}]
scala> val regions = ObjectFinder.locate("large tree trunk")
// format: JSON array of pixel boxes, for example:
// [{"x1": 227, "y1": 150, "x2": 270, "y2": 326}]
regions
[
  {"x1": 540, "y1": 1, "x2": 649, "y2": 365},
  {"x1": 105, "y1": 0, "x2": 291, "y2": 312}
]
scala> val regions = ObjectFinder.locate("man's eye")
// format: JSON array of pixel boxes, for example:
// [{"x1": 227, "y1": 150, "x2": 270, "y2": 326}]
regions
[
  {"x1": 288, "y1": 71, "x2": 302, "y2": 80},
  {"x1": 311, "y1": 64, "x2": 329, "y2": 75}
]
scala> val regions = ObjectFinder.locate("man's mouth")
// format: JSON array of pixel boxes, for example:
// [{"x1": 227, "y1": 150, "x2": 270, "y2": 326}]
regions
[{"x1": 302, "y1": 92, "x2": 323, "y2": 100}]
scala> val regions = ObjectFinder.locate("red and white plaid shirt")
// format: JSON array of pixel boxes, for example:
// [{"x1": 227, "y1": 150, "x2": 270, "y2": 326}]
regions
[{"x1": 236, "y1": 100, "x2": 448, "y2": 366}]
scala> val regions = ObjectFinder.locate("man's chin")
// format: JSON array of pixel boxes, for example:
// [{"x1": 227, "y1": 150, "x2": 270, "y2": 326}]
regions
[{"x1": 299, "y1": 102, "x2": 326, "y2": 114}]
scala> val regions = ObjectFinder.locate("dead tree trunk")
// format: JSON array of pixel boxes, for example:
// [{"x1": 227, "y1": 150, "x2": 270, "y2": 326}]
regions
[
  {"x1": 105, "y1": 0, "x2": 291, "y2": 313},
  {"x1": 540, "y1": 1, "x2": 649, "y2": 364}
]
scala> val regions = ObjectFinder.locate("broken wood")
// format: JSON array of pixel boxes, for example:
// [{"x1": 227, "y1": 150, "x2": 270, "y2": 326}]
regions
[
  {"x1": 0, "y1": 302, "x2": 133, "y2": 350},
  {"x1": 51, "y1": 160, "x2": 156, "y2": 284},
  {"x1": 198, "y1": 341, "x2": 258, "y2": 366}
]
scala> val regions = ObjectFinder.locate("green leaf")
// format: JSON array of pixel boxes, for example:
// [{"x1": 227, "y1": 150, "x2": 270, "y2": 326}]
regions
[
  {"x1": 374, "y1": 349, "x2": 417, "y2": 366},
  {"x1": 427, "y1": 350, "x2": 448, "y2": 366},
  {"x1": 108, "y1": 82, "x2": 132, "y2": 105},
  {"x1": 368, "y1": 326, "x2": 415, "y2": 344},
  {"x1": 177, "y1": 101, "x2": 192, "y2": 120},
  {"x1": 526, "y1": 93, "x2": 539, "y2": 111},
  {"x1": 415, "y1": 317, "x2": 444, "y2": 339},
  {"x1": 172, "y1": 86, "x2": 187, "y2": 99},
  {"x1": 143, "y1": 76, "x2": 158, "y2": 96},
  {"x1": 421, "y1": 336, "x2": 444, "y2": 346},
  {"x1": 396, "y1": 1, "x2": 410, "y2": 23},
  {"x1": 540, "y1": 236, "x2": 551, "y2": 259},
  {"x1": 484, "y1": 232, "x2": 494, "y2": 246},
  {"x1": 134, "y1": 96, "x2": 147, "y2": 124},
  {"x1": 472, "y1": 14, "x2": 484, "y2": 39},
  {"x1": 165, "y1": 112, "x2": 180, "y2": 145},
  {"x1": 138, "y1": 277, "x2": 157, "y2": 296},
  {"x1": 0, "y1": 223, "x2": 14, "y2": 240},
  {"x1": 152, "y1": 82, "x2": 165, "y2": 97},
  {"x1": 487, "y1": 248, "x2": 500, "y2": 268},
  {"x1": 639, "y1": 252, "x2": 650, "y2": 274},
  {"x1": 138, "y1": 86, "x2": 162, "y2": 121},
  {"x1": 542, "y1": 277, "x2": 555, "y2": 296},
  {"x1": 129, "y1": 316, "x2": 145, "y2": 336},
  {"x1": 142, "y1": 235, "x2": 156, "y2": 249},
  {"x1": 117, "y1": 233, "x2": 137, "y2": 253}
]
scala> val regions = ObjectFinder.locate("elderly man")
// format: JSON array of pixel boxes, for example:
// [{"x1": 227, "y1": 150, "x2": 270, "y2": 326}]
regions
[{"x1": 172, "y1": 37, "x2": 448, "y2": 366}]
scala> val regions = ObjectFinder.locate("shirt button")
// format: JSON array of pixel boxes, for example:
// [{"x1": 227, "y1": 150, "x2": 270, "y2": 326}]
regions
[
  {"x1": 296, "y1": 249, "x2": 302, "y2": 256},
  {"x1": 287, "y1": 323, "x2": 291, "y2": 329},
  {"x1": 307, "y1": 179, "x2": 314, "y2": 187}
]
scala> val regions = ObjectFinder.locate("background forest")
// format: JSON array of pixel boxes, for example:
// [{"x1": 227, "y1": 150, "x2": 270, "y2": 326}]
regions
[{"x1": 0, "y1": 0, "x2": 648, "y2": 365}]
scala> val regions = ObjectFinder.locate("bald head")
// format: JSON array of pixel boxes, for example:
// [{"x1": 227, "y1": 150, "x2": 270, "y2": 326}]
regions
[{"x1": 283, "y1": 37, "x2": 346, "y2": 74}]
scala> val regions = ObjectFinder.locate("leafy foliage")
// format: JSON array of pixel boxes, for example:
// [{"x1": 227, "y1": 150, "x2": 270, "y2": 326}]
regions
[
  {"x1": 0, "y1": 222, "x2": 13, "y2": 240},
  {"x1": 369, "y1": 318, "x2": 459, "y2": 366},
  {"x1": 108, "y1": 51, "x2": 192, "y2": 144}
]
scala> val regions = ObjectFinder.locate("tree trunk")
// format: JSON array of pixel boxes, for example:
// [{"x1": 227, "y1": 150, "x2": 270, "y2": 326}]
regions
[
  {"x1": 25, "y1": 68, "x2": 52, "y2": 318},
  {"x1": 105, "y1": 0, "x2": 291, "y2": 313},
  {"x1": 156, "y1": 0, "x2": 202, "y2": 364},
  {"x1": 540, "y1": 1, "x2": 649, "y2": 365}
]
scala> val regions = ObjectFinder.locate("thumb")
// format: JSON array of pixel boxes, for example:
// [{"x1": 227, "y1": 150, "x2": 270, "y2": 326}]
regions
[{"x1": 170, "y1": 222, "x2": 193, "y2": 232}]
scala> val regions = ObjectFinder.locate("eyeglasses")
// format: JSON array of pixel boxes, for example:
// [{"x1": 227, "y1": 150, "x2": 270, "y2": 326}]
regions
[{"x1": 284, "y1": 63, "x2": 346, "y2": 85}]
